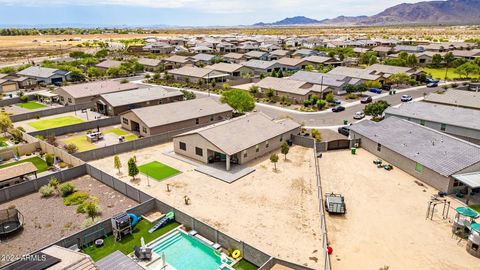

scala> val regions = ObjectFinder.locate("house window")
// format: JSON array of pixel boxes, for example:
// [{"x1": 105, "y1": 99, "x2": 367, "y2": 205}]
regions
[
  {"x1": 280, "y1": 136, "x2": 283, "y2": 142},
  {"x1": 453, "y1": 179, "x2": 464, "y2": 187},
  {"x1": 415, "y1": 163, "x2": 423, "y2": 172},
  {"x1": 67, "y1": 98, "x2": 72, "y2": 103},
  {"x1": 255, "y1": 145, "x2": 259, "y2": 152},
  {"x1": 441, "y1": 124, "x2": 446, "y2": 131},
  {"x1": 243, "y1": 150, "x2": 247, "y2": 158},
  {"x1": 377, "y1": 143, "x2": 382, "y2": 152},
  {"x1": 122, "y1": 117, "x2": 129, "y2": 125},
  {"x1": 195, "y1": 118, "x2": 199, "y2": 124},
  {"x1": 420, "y1": 120, "x2": 425, "y2": 126},
  {"x1": 265, "y1": 140, "x2": 269, "y2": 148},
  {"x1": 210, "y1": 116, "x2": 214, "y2": 121},
  {"x1": 195, "y1": 147, "x2": 203, "y2": 156},
  {"x1": 179, "y1": 142, "x2": 186, "y2": 151},
  {"x1": 142, "y1": 127, "x2": 147, "y2": 133}
]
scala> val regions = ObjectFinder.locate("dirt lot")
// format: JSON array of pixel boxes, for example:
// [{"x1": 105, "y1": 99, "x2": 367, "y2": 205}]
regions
[
  {"x1": 0, "y1": 175, "x2": 136, "y2": 262},
  {"x1": 89, "y1": 143, "x2": 323, "y2": 268},
  {"x1": 319, "y1": 149, "x2": 479, "y2": 270}
]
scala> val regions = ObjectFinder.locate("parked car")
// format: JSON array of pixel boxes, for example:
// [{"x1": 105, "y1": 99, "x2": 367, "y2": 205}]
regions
[
  {"x1": 331, "y1": 99, "x2": 342, "y2": 105},
  {"x1": 360, "y1": 96, "x2": 373, "y2": 104},
  {"x1": 369, "y1": 88, "x2": 382, "y2": 94},
  {"x1": 338, "y1": 126, "x2": 350, "y2": 136},
  {"x1": 382, "y1": 84, "x2": 392, "y2": 91},
  {"x1": 401, "y1": 95, "x2": 413, "y2": 102},
  {"x1": 426, "y1": 78, "x2": 439, "y2": 84},
  {"x1": 332, "y1": 105, "x2": 345, "y2": 112},
  {"x1": 353, "y1": 111, "x2": 365, "y2": 119},
  {"x1": 427, "y1": 82, "x2": 438, "y2": 88}
]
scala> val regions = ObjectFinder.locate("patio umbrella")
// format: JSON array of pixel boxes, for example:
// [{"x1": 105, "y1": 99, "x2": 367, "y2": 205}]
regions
[
  {"x1": 455, "y1": 207, "x2": 479, "y2": 218},
  {"x1": 471, "y1": 223, "x2": 480, "y2": 233}
]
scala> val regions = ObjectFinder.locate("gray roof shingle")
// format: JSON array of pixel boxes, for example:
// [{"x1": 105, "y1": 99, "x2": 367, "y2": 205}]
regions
[{"x1": 100, "y1": 87, "x2": 183, "y2": 107}]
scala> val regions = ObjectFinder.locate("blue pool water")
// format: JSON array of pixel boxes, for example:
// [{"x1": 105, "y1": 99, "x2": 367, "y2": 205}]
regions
[{"x1": 151, "y1": 231, "x2": 225, "y2": 270}]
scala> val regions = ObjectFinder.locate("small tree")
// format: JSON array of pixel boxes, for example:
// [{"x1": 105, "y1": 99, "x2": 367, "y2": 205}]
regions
[
  {"x1": 49, "y1": 176, "x2": 60, "y2": 195},
  {"x1": 443, "y1": 52, "x2": 455, "y2": 80},
  {"x1": 281, "y1": 143, "x2": 290, "y2": 160},
  {"x1": 316, "y1": 99, "x2": 327, "y2": 110},
  {"x1": 364, "y1": 100, "x2": 390, "y2": 120},
  {"x1": 83, "y1": 201, "x2": 101, "y2": 221},
  {"x1": 45, "y1": 154, "x2": 55, "y2": 167},
  {"x1": 180, "y1": 90, "x2": 196, "y2": 100},
  {"x1": 325, "y1": 92, "x2": 334, "y2": 103},
  {"x1": 368, "y1": 55, "x2": 377, "y2": 66},
  {"x1": 265, "y1": 88, "x2": 275, "y2": 99},
  {"x1": 114, "y1": 155, "x2": 122, "y2": 174},
  {"x1": 248, "y1": 85, "x2": 259, "y2": 96},
  {"x1": 128, "y1": 157, "x2": 139, "y2": 180},
  {"x1": 220, "y1": 89, "x2": 255, "y2": 113},
  {"x1": 0, "y1": 113, "x2": 13, "y2": 136},
  {"x1": 270, "y1": 153, "x2": 279, "y2": 171},
  {"x1": 63, "y1": 143, "x2": 78, "y2": 154}
]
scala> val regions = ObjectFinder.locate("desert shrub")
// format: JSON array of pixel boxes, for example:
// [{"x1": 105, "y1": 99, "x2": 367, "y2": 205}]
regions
[
  {"x1": 63, "y1": 143, "x2": 78, "y2": 154},
  {"x1": 82, "y1": 217, "x2": 101, "y2": 228},
  {"x1": 59, "y1": 183, "x2": 75, "y2": 197},
  {"x1": 64, "y1": 192, "x2": 89, "y2": 206},
  {"x1": 39, "y1": 185, "x2": 54, "y2": 197},
  {"x1": 346, "y1": 93, "x2": 358, "y2": 99},
  {"x1": 45, "y1": 154, "x2": 55, "y2": 166},
  {"x1": 20, "y1": 95, "x2": 28, "y2": 103},
  {"x1": 58, "y1": 162, "x2": 68, "y2": 168}
]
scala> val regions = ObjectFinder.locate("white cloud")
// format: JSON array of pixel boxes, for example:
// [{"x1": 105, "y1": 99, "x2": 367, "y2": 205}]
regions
[{"x1": 0, "y1": 0, "x2": 423, "y2": 15}]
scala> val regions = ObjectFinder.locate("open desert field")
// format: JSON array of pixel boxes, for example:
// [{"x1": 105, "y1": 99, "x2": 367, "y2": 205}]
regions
[{"x1": 320, "y1": 149, "x2": 479, "y2": 270}]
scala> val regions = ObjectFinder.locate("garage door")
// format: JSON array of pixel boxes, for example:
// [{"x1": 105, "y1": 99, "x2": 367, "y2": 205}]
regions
[
  {"x1": 51, "y1": 77, "x2": 63, "y2": 84},
  {"x1": 327, "y1": 139, "x2": 351, "y2": 150},
  {"x1": 1, "y1": 82, "x2": 18, "y2": 92}
]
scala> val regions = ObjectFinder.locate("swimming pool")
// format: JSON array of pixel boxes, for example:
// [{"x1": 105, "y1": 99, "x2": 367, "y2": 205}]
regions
[{"x1": 148, "y1": 230, "x2": 232, "y2": 270}]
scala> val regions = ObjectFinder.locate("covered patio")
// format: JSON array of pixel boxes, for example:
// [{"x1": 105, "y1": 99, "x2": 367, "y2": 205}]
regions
[
  {"x1": 0, "y1": 162, "x2": 37, "y2": 188},
  {"x1": 452, "y1": 172, "x2": 480, "y2": 205}
]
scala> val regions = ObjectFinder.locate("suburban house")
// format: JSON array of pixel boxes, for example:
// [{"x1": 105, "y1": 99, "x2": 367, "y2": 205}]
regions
[
  {"x1": 291, "y1": 49, "x2": 317, "y2": 58},
  {"x1": 244, "y1": 51, "x2": 270, "y2": 61},
  {"x1": 168, "y1": 66, "x2": 229, "y2": 83},
  {"x1": 94, "y1": 86, "x2": 183, "y2": 116},
  {"x1": 349, "y1": 117, "x2": 480, "y2": 193},
  {"x1": 328, "y1": 66, "x2": 383, "y2": 84},
  {"x1": 142, "y1": 42, "x2": 175, "y2": 54},
  {"x1": 192, "y1": 54, "x2": 217, "y2": 66},
  {"x1": 54, "y1": 80, "x2": 139, "y2": 105},
  {"x1": 423, "y1": 89, "x2": 480, "y2": 110},
  {"x1": 16, "y1": 66, "x2": 70, "y2": 85},
  {"x1": 163, "y1": 55, "x2": 195, "y2": 69},
  {"x1": 242, "y1": 60, "x2": 281, "y2": 75},
  {"x1": 452, "y1": 49, "x2": 480, "y2": 60},
  {"x1": 384, "y1": 102, "x2": 480, "y2": 144},
  {"x1": 270, "y1": 49, "x2": 291, "y2": 59},
  {"x1": 256, "y1": 77, "x2": 332, "y2": 101},
  {"x1": 205, "y1": 63, "x2": 254, "y2": 79},
  {"x1": 372, "y1": 46, "x2": 394, "y2": 57},
  {"x1": 394, "y1": 45, "x2": 425, "y2": 53},
  {"x1": 216, "y1": 42, "x2": 237, "y2": 53},
  {"x1": 223, "y1": 53, "x2": 247, "y2": 64},
  {"x1": 120, "y1": 98, "x2": 233, "y2": 137},
  {"x1": 192, "y1": 46, "x2": 214, "y2": 54},
  {"x1": 137, "y1": 58, "x2": 162, "y2": 71},
  {"x1": 414, "y1": 51, "x2": 444, "y2": 65},
  {"x1": 95, "y1": 60, "x2": 123, "y2": 70},
  {"x1": 276, "y1": 57, "x2": 309, "y2": 71},
  {"x1": 288, "y1": 71, "x2": 360, "y2": 95},
  {"x1": 302, "y1": 56, "x2": 342, "y2": 67},
  {"x1": 0, "y1": 74, "x2": 19, "y2": 94},
  {"x1": 364, "y1": 64, "x2": 422, "y2": 80},
  {"x1": 173, "y1": 113, "x2": 300, "y2": 170}
]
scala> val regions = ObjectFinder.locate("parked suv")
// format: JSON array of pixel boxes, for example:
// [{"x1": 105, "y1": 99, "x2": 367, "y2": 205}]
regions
[
  {"x1": 360, "y1": 96, "x2": 373, "y2": 104},
  {"x1": 338, "y1": 126, "x2": 350, "y2": 136}
]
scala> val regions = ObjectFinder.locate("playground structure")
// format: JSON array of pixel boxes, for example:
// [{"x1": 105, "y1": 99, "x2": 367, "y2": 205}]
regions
[
  {"x1": 111, "y1": 212, "x2": 141, "y2": 242},
  {"x1": 148, "y1": 212, "x2": 175, "y2": 233},
  {"x1": 426, "y1": 195, "x2": 451, "y2": 220},
  {"x1": 0, "y1": 208, "x2": 24, "y2": 236},
  {"x1": 452, "y1": 207, "x2": 479, "y2": 238},
  {"x1": 467, "y1": 223, "x2": 480, "y2": 258}
]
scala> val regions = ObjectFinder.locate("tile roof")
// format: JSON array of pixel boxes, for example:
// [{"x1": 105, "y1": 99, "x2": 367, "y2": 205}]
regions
[
  {"x1": 288, "y1": 71, "x2": 348, "y2": 87},
  {"x1": 56, "y1": 80, "x2": 138, "y2": 98},
  {"x1": 137, "y1": 58, "x2": 161, "y2": 67},
  {"x1": 423, "y1": 90, "x2": 480, "y2": 110},
  {"x1": 385, "y1": 102, "x2": 480, "y2": 130},
  {"x1": 276, "y1": 57, "x2": 306, "y2": 67},
  {"x1": 328, "y1": 66, "x2": 380, "y2": 81},
  {"x1": 100, "y1": 86, "x2": 183, "y2": 107},
  {"x1": 223, "y1": 53, "x2": 245, "y2": 59},
  {"x1": 95, "y1": 60, "x2": 123, "y2": 69},
  {"x1": 169, "y1": 66, "x2": 228, "y2": 78},
  {"x1": 176, "y1": 112, "x2": 300, "y2": 155},
  {"x1": 126, "y1": 97, "x2": 232, "y2": 128},
  {"x1": 17, "y1": 66, "x2": 66, "y2": 78},
  {"x1": 350, "y1": 117, "x2": 480, "y2": 176},
  {"x1": 206, "y1": 63, "x2": 244, "y2": 73},
  {"x1": 242, "y1": 60, "x2": 278, "y2": 70}
]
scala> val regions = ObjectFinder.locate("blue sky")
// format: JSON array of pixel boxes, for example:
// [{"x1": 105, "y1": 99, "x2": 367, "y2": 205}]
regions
[{"x1": 0, "y1": 0, "x2": 422, "y2": 27}]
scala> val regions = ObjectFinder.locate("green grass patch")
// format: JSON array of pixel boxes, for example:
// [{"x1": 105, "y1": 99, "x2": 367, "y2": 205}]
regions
[
  {"x1": 0, "y1": 156, "x2": 49, "y2": 173},
  {"x1": 83, "y1": 220, "x2": 179, "y2": 261},
  {"x1": 29, "y1": 116, "x2": 86, "y2": 130},
  {"x1": 0, "y1": 137, "x2": 8, "y2": 147},
  {"x1": 138, "y1": 161, "x2": 180, "y2": 181},
  {"x1": 63, "y1": 135, "x2": 97, "y2": 152},
  {"x1": 233, "y1": 259, "x2": 259, "y2": 270},
  {"x1": 470, "y1": 205, "x2": 480, "y2": 213},
  {"x1": 124, "y1": 134, "x2": 137, "y2": 141},
  {"x1": 103, "y1": 128, "x2": 130, "y2": 136},
  {"x1": 421, "y1": 67, "x2": 480, "y2": 80},
  {"x1": 16, "y1": 101, "x2": 47, "y2": 110}
]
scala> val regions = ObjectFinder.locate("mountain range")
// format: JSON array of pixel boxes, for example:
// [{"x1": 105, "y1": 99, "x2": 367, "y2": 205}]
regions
[{"x1": 254, "y1": 0, "x2": 480, "y2": 26}]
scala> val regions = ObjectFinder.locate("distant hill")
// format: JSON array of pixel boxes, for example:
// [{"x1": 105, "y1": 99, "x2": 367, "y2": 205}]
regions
[{"x1": 253, "y1": 0, "x2": 480, "y2": 26}]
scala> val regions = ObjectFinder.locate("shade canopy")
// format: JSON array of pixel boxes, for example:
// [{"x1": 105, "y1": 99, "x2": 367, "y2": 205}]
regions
[
  {"x1": 472, "y1": 223, "x2": 480, "y2": 233},
  {"x1": 455, "y1": 207, "x2": 479, "y2": 218}
]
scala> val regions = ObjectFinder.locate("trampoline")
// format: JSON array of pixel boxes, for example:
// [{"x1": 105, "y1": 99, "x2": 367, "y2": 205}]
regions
[{"x1": 0, "y1": 208, "x2": 24, "y2": 236}]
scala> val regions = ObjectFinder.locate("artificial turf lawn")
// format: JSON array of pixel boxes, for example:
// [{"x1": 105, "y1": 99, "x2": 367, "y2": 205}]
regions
[
  {"x1": 63, "y1": 135, "x2": 97, "y2": 152},
  {"x1": 82, "y1": 220, "x2": 179, "y2": 261},
  {"x1": 138, "y1": 161, "x2": 181, "y2": 181},
  {"x1": 421, "y1": 67, "x2": 480, "y2": 80},
  {"x1": 16, "y1": 101, "x2": 47, "y2": 110},
  {"x1": 29, "y1": 116, "x2": 86, "y2": 130},
  {"x1": 233, "y1": 259, "x2": 259, "y2": 270},
  {"x1": 0, "y1": 156, "x2": 49, "y2": 173},
  {"x1": 103, "y1": 128, "x2": 137, "y2": 141}
]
